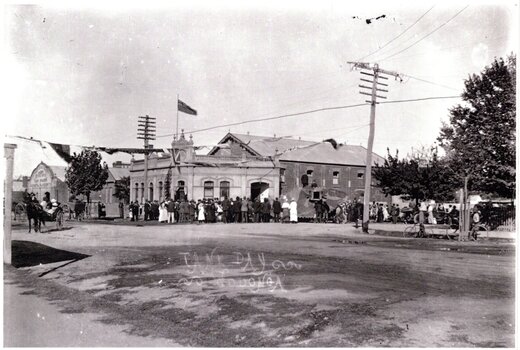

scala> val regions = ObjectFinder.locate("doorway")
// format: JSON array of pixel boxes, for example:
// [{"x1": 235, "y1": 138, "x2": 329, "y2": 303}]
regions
[{"x1": 250, "y1": 182, "x2": 269, "y2": 201}]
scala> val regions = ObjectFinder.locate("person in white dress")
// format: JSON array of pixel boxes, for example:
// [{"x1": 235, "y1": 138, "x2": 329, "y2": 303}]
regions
[
  {"x1": 289, "y1": 198, "x2": 298, "y2": 223},
  {"x1": 158, "y1": 201, "x2": 168, "y2": 223},
  {"x1": 281, "y1": 198, "x2": 290, "y2": 223},
  {"x1": 197, "y1": 200, "x2": 205, "y2": 223}
]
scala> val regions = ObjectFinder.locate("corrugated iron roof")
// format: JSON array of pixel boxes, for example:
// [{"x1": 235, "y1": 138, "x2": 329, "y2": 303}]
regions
[
  {"x1": 215, "y1": 133, "x2": 316, "y2": 157},
  {"x1": 279, "y1": 142, "x2": 385, "y2": 166},
  {"x1": 109, "y1": 167, "x2": 130, "y2": 181}
]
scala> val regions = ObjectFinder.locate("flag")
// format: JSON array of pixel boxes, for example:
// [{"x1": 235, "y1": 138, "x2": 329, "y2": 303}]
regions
[
  {"x1": 178, "y1": 99, "x2": 197, "y2": 115},
  {"x1": 48, "y1": 142, "x2": 73, "y2": 163}
]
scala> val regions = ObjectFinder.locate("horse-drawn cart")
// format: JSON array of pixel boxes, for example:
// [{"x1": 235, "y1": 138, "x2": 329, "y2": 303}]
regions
[{"x1": 23, "y1": 202, "x2": 65, "y2": 233}]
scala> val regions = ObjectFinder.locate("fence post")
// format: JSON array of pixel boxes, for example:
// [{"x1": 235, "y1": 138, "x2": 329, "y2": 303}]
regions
[{"x1": 4, "y1": 143, "x2": 17, "y2": 264}]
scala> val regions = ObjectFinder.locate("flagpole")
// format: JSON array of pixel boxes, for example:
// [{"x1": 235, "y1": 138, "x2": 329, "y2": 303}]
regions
[{"x1": 176, "y1": 94, "x2": 179, "y2": 139}]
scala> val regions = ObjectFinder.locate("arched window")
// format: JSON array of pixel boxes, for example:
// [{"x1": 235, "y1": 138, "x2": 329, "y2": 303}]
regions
[
  {"x1": 203, "y1": 181, "x2": 214, "y2": 198},
  {"x1": 134, "y1": 182, "x2": 139, "y2": 201},
  {"x1": 149, "y1": 182, "x2": 154, "y2": 201},
  {"x1": 176, "y1": 180, "x2": 186, "y2": 200},
  {"x1": 220, "y1": 181, "x2": 230, "y2": 199},
  {"x1": 140, "y1": 182, "x2": 144, "y2": 202},
  {"x1": 158, "y1": 181, "x2": 163, "y2": 201}
]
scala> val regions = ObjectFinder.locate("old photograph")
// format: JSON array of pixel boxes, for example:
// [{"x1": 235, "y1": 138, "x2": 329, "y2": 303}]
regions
[{"x1": 2, "y1": 0, "x2": 517, "y2": 347}]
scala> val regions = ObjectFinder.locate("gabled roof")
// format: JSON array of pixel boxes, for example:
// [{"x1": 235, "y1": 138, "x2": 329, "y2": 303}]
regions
[
  {"x1": 209, "y1": 132, "x2": 316, "y2": 157},
  {"x1": 279, "y1": 142, "x2": 385, "y2": 166},
  {"x1": 209, "y1": 132, "x2": 385, "y2": 167},
  {"x1": 109, "y1": 167, "x2": 130, "y2": 181},
  {"x1": 48, "y1": 165, "x2": 67, "y2": 181}
]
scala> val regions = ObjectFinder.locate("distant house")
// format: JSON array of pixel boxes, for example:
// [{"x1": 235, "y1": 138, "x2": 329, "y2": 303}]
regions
[
  {"x1": 27, "y1": 161, "x2": 130, "y2": 217},
  {"x1": 27, "y1": 162, "x2": 69, "y2": 204},
  {"x1": 12, "y1": 176, "x2": 29, "y2": 204}
]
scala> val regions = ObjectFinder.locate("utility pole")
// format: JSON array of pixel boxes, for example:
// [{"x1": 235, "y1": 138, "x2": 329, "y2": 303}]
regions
[
  {"x1": 137, "y1": 115, "x2": 156, "y2": 203},
  {"x1": 347, "y1": 61, "x2": 402, "y2": 233}
]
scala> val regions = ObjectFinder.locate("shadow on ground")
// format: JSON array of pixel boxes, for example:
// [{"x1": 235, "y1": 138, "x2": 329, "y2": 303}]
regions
[{"x1": 11, "y1": 240, "x2": 90, "y2": 268}]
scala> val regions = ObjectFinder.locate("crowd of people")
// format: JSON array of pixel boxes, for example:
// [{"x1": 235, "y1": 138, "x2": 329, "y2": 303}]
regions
[{"x1": 127, "y1": 196, "x2": 299, "y2": 224}]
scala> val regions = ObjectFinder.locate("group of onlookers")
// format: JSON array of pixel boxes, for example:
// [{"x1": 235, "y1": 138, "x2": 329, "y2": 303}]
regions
[{"x1": 127, "y1": 196, "x2": 299, "y2": 224}]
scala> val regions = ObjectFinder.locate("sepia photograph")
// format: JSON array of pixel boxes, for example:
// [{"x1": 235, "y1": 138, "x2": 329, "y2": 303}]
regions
[{"x1": 2, "y1": 0, "x2": 517, "y2": 347}]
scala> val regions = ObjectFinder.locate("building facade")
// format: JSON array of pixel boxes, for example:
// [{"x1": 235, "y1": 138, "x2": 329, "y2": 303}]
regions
[
  {"x1": 209, "y1": 133, "x2": 389, "y2": 217},
  {"x1": 28, "y1": 162, "x2": 69, "y2": 204},
  {"x1": 129, "y1": 132, "x2": 280, "y2": 203},
  {"x1": 28, "y1": 161, "x2": 130, "y2": 217}
]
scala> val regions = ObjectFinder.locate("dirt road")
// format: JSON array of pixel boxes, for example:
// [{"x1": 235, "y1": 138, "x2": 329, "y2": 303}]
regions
[{"x1": 4, "y1": 222, "x2": 515, "y2": 347}]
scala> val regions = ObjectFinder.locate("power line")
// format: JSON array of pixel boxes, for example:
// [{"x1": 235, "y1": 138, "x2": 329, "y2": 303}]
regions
[
  {"x1": 378, "y1": 95, "x2": 460, "y2": 104},
  {"x1": 155, "y1": 95, "x2": 463, "y2": 138},
  {"x1": 356, "y1": 5, "x2": 435, "y2": 61},
  {"x1": 378, "y1": 5, "x2": 470, "y2": 62},
  {"x1": 402, "y1": 74, "x2": 460, "y2": 91},
  {"x1": 382, "y1": 34, "x2": 507, "y2": 62},
  {"x1": 157, "y1": 103, "x2": 369, "y2": 137}
]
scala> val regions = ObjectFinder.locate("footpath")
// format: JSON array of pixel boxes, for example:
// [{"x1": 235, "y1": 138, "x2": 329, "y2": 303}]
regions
[{"x1": 368, "y1": 222, "x2": 515, "y2": 241}]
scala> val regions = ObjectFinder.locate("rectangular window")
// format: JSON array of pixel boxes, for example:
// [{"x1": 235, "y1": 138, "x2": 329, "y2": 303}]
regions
[
  {"x1": 333, "y1": 171, "x2": 339, "y2": 185},
  {"x1": 280, "y1": 169, "x2": 286, "y2": 183},
  {"x1": 357, "y1": 171, "x2": 364, "y2": 179},
  {"x1": 220, "y1": 181, "x2": 230, "y2": 199},
  {"x1": 204, "y1": 181, "x2": 214, "y2": 198}
]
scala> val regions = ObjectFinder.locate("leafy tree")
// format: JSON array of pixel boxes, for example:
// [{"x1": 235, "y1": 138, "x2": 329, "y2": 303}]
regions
[
  {"x1": 164, "y1": 166, "x2": 172, "y2": 199},
  {"x1": 438, "y1": 55, "x2": 516, "y2": 198},
  {"x1": 113, "y1": 176, "x2": 130, "y2": 203},
  {"x1": 374, "y1": 148, "x2": 459, "y2": 205},
  {"x1": 65, "y1": 150, "x2": 109, "y2": 204}
]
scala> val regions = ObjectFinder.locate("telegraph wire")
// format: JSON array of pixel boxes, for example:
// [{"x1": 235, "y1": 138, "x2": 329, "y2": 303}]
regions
[
  {"x1": 402, "y1": 74, "x2": 460, "y2": 91},
  {"x1": 156, "y1": 103, "x2": 369, "y2": 137},
  {"x1": 356, "y1": 5, "x2": 435, "y2": 62},
  {"x1": 377, "y1": 5, "x2": 470, "y2": 62},
  {"x1": 157, "y1": 95, "x2": 462, "y2": 138},
  {"x1": 378, "y1": 95, "x2": 460, "y2": 104}
]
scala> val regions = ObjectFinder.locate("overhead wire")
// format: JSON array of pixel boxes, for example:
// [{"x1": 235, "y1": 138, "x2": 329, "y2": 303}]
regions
[
  {"x1": 377, "y1": 5, "x2": 470, "y2": 62},
  {"x1": 402, "y1": 74, "x2": 460, "y2": 91},
  {"x1": 157, "y1": 95, "x2": 462, "y2": 138},
  {"x1": 157, "y1": 103, "x2": 370, "y2": 137},
  {"x1": 356, "y1": 5, "x2": 435, "y2": 62}
]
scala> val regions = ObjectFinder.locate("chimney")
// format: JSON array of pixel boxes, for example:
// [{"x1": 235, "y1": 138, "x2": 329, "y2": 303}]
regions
[
  {"x1": 22, "y1": 176, "x2": 29, "y2": 188},
  {"x1": 246, "y1": 131, "x2": 250, "y2": 135}
]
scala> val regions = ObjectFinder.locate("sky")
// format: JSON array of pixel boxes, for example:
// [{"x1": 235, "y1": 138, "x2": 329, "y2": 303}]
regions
[{"x1": 2, "y1": 0, "x2": 518, "y2": 177}]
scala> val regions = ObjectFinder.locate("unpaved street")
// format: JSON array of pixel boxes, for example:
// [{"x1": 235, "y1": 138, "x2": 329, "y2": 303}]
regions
[{"x1": 4, "y1": 222, "x2": 515, "y2": 347}]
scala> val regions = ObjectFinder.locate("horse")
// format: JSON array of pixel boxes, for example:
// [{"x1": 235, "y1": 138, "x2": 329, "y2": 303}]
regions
[
  {"x1": 334, "y1": 203, "x2": 348, "y2": 224},
  {"x1": 25, "y1": 201, "x2": 42, "y2": 233}
]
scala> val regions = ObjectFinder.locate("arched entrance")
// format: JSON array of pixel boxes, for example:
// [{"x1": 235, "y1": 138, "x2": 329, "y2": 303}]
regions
[
  {"x1": 250, "y1": 182, "x2": 269, "y2": 201},
  {"x1": 175, "y1": 180, "x2": 187, "y2": 201}
]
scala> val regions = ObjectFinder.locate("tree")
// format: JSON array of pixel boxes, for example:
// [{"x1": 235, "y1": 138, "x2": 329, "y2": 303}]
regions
[
  {"x1": 113, "y1": 176, "x2": 130, "y2": 204},
  {"x1": 65, "y1": 150, "x2": 109, "y2": 204},
  {"x1": 164, "y1": 166, "x2": 172, "y2": 199},
  {"x1": 374, "y1": 148, "x2": 459, "y2": 205},
  {"x1": 438, "y1": 55, "x2": 516, "y2": 198}
]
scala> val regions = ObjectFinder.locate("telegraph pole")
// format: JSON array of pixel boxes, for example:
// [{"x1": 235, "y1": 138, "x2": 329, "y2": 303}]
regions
[
  {"x1": 137, "y1": 115, "x2": 156, "y2": 202},
  {"x1": 347, "y1": 61, "x2": 402, "y2": 233}
]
